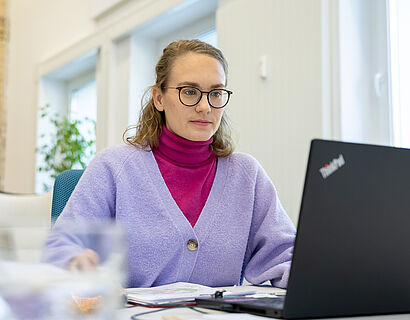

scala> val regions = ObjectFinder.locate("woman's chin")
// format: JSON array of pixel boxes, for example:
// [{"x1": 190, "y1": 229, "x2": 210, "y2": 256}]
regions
[{"x1": 179, "y1": 127, "x2": 214, "y2": 142}]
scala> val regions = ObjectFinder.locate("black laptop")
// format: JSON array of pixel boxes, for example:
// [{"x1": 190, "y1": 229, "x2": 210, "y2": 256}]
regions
[{"x1": 196, "y1": 139, "x2": 410, "y2": 319}]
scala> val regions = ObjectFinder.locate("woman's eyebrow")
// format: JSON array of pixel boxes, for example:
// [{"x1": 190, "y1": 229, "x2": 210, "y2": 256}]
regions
[
  {"x1": 177, "y1": 81, "x2": 225, "y2": 89},
  {"x1": 177, "y1": 81, "x2": 200, "y2": 87},
  {"x1": 210, "y1": 83, "x2": 225, "y2": 89}
]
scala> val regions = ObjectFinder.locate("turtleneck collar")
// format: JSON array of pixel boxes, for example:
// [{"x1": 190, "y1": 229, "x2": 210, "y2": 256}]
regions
[{"x1": 154, "y1": 125, "x2": 215, "y2": 167}]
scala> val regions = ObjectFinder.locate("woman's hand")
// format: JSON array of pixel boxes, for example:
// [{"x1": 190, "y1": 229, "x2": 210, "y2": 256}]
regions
[
  {"x1": 68, "y1": 249, "x2": 100, "y2": 271},
  {"x1": 68, "y1": 249, "x2": 128, "y2": 307}
]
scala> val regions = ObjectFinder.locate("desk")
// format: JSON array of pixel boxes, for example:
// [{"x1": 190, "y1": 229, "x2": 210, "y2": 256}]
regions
[
  {"x1": 117, "y1": 286, "x2": 410, "y2": 320},
  {"x1": 118, "y1": 307, "x2": 410, "y2": 320}
]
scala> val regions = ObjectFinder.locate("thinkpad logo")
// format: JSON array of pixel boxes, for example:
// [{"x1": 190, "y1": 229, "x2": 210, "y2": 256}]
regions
[{"x1": 319, "y1": 154, "x2": 345, "y2": 179}]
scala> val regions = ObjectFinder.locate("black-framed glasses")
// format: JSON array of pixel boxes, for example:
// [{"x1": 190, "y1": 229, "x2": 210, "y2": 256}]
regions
[{"x1": 166, "y1": 86, "x2": 233, "y2": 109}]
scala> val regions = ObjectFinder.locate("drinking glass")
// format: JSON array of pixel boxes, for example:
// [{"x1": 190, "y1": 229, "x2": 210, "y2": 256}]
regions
[{"x1": 0, "y1": 221, "x2": 126, "y2": 320}]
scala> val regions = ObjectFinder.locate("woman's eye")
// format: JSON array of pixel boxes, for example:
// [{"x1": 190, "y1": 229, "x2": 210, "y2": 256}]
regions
[
  {"x1": 182, "y1": 89, "x2": 197, "y2": 96},
  {"x1": 210, "y1": 91, "x2": 222, "y2": 98}
]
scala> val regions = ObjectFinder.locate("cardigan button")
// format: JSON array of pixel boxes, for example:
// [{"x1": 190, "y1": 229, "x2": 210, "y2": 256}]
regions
[{"x1": 187, "y1": 239, "x2": 198, "y2": 251}]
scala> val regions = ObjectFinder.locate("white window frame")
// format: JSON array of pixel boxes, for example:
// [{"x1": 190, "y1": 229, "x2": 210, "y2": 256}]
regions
[
  {"x1": 35, "y1": 50, "x2": 98, "y2": 193},
  {"x1": 388, "y1": 0, "x2": 410, "y2": 148},
  {"x1": 325, "y1": 0, "x2": 392, "y2": 146}
]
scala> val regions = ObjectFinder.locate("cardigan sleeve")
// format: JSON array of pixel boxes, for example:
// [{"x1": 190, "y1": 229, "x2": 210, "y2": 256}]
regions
[
  {"x1": 242, "y1": 160, "x2": 296, "y2": 288},
  {"x1": 41, "y1": 147, "x2": 120, "y2": 268}
]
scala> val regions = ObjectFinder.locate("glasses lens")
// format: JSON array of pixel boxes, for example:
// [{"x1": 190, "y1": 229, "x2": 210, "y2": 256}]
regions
[
  {"x1": 179, "y1": 87, "x2": 201, "y2": 106},
  {"x1": 209, "y1": 89, "x2": 229, "y2": 108}
]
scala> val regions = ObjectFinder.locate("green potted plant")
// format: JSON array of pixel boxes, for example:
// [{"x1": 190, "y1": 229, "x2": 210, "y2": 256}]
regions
[{"x1": 37, "y1": 104, "x2": 95, "y2": 192}]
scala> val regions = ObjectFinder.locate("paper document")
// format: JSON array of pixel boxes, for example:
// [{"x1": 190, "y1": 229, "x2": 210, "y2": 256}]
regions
[{"x1": 125, "y1": 282, "x2": 217, "y2": 306}]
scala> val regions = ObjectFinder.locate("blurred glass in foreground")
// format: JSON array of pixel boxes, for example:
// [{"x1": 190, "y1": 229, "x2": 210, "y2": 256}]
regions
[{"x1": 0, "y1": 221, "x2": 126, "y2": 320}]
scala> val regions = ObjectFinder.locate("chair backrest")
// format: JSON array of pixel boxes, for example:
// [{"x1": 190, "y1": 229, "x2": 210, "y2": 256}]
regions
[{"x1": 51, "y1": 169, "x2": 84, "y2": 224}]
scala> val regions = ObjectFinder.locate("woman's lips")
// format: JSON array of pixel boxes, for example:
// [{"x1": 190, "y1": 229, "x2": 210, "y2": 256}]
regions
[{"x1": 191, "y1": 120, "x2": 212, "y2": 126}]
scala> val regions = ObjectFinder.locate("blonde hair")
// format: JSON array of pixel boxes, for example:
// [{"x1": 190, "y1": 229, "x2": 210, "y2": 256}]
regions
[{"x1": 124, "y1": 39, "x2": 234, "y2": 157}]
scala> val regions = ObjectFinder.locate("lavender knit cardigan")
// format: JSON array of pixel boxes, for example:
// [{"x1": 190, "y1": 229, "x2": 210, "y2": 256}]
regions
[{"x1": 42, "y1": 145, "x2": 296, "y2": 288}]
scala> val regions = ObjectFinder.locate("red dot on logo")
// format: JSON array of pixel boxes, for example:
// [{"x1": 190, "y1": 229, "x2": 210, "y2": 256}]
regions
[{"x1": 325, "y1": 164, "x2": 329, "y2": 168}]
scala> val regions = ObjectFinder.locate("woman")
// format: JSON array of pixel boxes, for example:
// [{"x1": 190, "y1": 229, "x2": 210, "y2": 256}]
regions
[{"x1": 43, "y1": 39, "x2": 296, "y2": 289}]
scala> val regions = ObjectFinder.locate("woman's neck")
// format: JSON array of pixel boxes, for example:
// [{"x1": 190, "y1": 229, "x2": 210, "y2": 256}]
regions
[{"x1": 154, "y1": 125, "x2": 215, "y2": 167}]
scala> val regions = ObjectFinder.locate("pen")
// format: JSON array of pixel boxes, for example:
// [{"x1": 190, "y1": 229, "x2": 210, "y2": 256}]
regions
[
  {"x1": 223, "y1": 290, "x2": 258, "y2": 297},
  {"x1": 199, "y1": 290, "x2": 258, "y2": 298}
]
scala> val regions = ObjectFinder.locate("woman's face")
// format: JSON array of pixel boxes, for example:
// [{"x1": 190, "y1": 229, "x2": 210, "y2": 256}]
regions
[{"x1": 153, "y1": 52, "x2": 226, "y2": 142}]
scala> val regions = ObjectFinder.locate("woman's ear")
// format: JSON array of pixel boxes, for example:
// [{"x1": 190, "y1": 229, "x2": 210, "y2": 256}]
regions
[{"x1": 152, "y1": 87, "x2": 164, "y2": 112}]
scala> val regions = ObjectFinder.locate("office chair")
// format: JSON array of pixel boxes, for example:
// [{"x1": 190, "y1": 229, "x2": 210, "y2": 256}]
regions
[{"x1": 51, "y1": 169, "x2": 84, "y2": 224}]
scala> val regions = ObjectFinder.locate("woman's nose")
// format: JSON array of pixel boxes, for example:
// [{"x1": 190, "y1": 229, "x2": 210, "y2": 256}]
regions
[{"x1": 195, "y1": 94, "x2": 211, "y2": 113}]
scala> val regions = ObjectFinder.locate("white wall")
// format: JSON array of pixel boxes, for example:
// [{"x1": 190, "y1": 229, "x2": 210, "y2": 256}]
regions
[
  {"x1": 217, "y1": 0, "x2": 323, "y2": 223},
  {"x1": 107, "y1": 36, "x2": 131, "y2": 147},
  {"x1": 5, "y1": 0, "x2": 331, "y2": 224},
  {"x1": 4, "y1": 0, "x2": 182, "y2": 193},
  {"x1": 4, "y1": 0, "x2": 96, "y2": 193}
]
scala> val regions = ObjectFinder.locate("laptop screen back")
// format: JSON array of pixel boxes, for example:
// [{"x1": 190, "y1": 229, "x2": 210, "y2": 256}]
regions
[{"x1": 284, "y1": 140, "x2": 410, "y2": 318}]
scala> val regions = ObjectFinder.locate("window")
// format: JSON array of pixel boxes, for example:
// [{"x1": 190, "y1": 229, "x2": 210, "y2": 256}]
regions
[
  {"x1": 36, "y1": 50, "x2": 98, "y2": 193},
  {"x1": 69, "y1": 80, "x2": 97, "y2": 166},
  {"x1": 389, "y1": 0, "x2": 410, "y2": 148},
  {"x1": 334, "y1": 0, "x2": 391, "y2": 145},
  {"x1": 334, "y1": 0, "x2": 410, "y2": 148}
]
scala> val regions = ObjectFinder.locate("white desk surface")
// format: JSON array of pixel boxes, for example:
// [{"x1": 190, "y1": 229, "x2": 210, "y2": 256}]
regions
[{"x1": 117, "y1": 285, "x2": 410, "y2": 320}]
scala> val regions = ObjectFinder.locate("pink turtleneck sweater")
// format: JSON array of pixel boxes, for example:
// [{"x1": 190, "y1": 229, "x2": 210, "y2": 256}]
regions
[{"x1": 152, "y1": 126, "x2": 217, "y2": 227}]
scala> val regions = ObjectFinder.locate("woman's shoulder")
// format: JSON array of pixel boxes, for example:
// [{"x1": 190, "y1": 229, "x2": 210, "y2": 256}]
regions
[
  {"x1": 98, "y1": 143, "x2": 142, "y2": 156},
  {"x1": 226, "y1": 151, "x2": 259, "y2": 167},
  {"x1": 224, "y1": 151, "x2": 263, "y2": 176},
  {"x1": 224, "y1": 152, "x2": 275, "y2": 188},
  {"x1": 91, "y1": 144, "x2": 148, "y2": 169}
]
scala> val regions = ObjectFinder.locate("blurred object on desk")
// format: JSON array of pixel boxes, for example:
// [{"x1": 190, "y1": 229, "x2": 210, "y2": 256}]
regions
[{"x1": 0, "y1": 221, "x2": 125, "y2": 319}]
